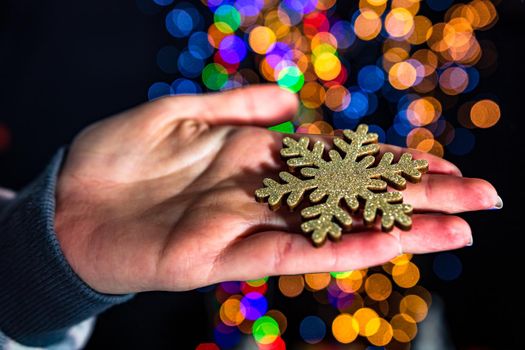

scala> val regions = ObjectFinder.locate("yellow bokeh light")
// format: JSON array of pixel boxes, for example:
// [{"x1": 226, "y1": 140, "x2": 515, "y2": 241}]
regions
[
  {"x1": 411, "y1": 49, "x2": 438, "y2": 76},
  {"x1": 354, "y1": 307, "x2": 381, "y2": 336},
  {"x1": 325, "y1": 85, "x2": 350, "y2": 111},
  {"x1": 367, "y1": 0, "x2": 388, "y2": 6},
  {"x1": 385, "y1": 8, "x2": 415, "y2": 38},
  {"x1": 359, "y1": 0, "x2": 388, "y2": 16},
  {"x1": 391, "y1": 313, "x2": 418, "y2": 342},
  {"x1": 469, "y1": 0, "x2": 498, "y2": 30},
  {"x1": 365, "y1": 273, "x2": 393, "y2": 301},
  {"x1": 400, "y1": 294, "x2": 429, "y2": 322},
  {"x1": 249, "y1": 26, "x2": 277, "y2": 55},
  {"x1": 300, "y1": 82, "x2": 326, "y2": 109},
  {"x1": 391, "y1": 253, "x2": 413, "y2": 265},
  {"x1": 308, "y1": 120, "x2": 335, "y2": 135},
  {"x1": 313, "y1": 52, "x2": 342, "y2": 81},
  {"x1": 393, "y1": 261, "x2": 420, "y2": 288},
  {"x1": 407, "y1": 97, "x2": 441, "y2": 126},
  {"x1": 278, "y1": 275, "x2": 305, "y2": 298},
  {"x1": 332, "y1": 313, "x2": 360, "y2": 344},
  {"x1": 354, "y1": 9, "x2": 382, "y2": 41},
  {"x1": 259, "y1": 57, "x2": 276, "y2": 82},
  {"x1": 311, "y1": 32, "x2": 338, "y2": 56},
  {"x1": 304, "y1": 273, "x2": 331, "y2": 291},
  {"x1": 470, "y1": 99, "x2": 501, "y2": 128},
  {"x1": 336, "y1": 270, "x2": 364, "y2": 293},
  {"x1": 406, "y1": 128, "x2": 434, "y2": 150},
  {"x1": 418, "y1": 139, "x2": 444, "y2": 158},
  {"x1": 220, "y1": 296, "x2": 245, "y2": 326},
  {"x1": 316, "y1": 0, "x2": 337, "y2": 11},
  {"x1": 408, "y1": 15, "x2": 433, "y2": 45},
  {"x1": 265, "y1": 10, "x2": 290, "y2": 38},
  {"x1": 367, "y1": 318, "x2": 394, "y2": 346},
  {"x1": 391, "y1": 0, "x2": 420, "y2": 15},
  {"x1": 389, "y1": 61, "x2": 417, "y2": 90}
]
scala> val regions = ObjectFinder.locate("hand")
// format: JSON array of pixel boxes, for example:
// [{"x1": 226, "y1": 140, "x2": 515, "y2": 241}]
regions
[{"x1": 54, "y1": 85, "x2": 499, "y2": 294}]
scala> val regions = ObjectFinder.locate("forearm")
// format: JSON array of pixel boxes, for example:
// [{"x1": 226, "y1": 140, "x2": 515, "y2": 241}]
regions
[{"x1": 0, "y1": 149, "x2": 132, "y2": 347}]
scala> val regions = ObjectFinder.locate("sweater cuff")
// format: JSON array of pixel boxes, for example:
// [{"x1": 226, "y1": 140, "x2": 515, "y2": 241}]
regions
[{"x1": 0, "y1": 148, "x2": 133, "y2": 347}]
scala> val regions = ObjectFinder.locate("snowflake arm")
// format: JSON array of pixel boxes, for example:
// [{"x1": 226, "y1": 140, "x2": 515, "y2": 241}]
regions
[
  {"x1": 255, "y1": 172, "x2": 317, "y2": 210},
  {"x1": 361, "y1": 191, "x2": 413, "y2": 231},
  {"x1": 301, "y1": 195, "x2": 353, "y2": 246},
  {"x1": 368, "y1": 152, "x2": 429, "y2": 190},
  {"x1": 335, "y1": 124, "x2": 380, "y2": 162},
  {"x1": 281, "y1": 136, "x2": 326, "y2": 169}
]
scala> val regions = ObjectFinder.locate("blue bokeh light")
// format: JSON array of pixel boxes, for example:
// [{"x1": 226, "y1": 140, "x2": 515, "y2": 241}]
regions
[
  {"x1": 166, "y1": 9, "x2": 194, "y2": 38},
  {"x1": 333, "y1": 111, "x2": 359, "y2": 130},
  {"x1": 219, "y1": 35, "x2": 247, "y2": 64},
  {"x1": 368, "y1": 124, "x2": 386, "y2": 143},
  {"x1": 240, "y1": 292, "x2": 268, "y2": 321},
  {"x1": 148, "y1": 82, "x2": 172, "y2": 100},
  {"x1": 464, "y1": 67, "x2": 480, "y2": 93},
  {"x1": 153, "y1": 0, "x2": 173, "y2": 6},
  {"x1": 393, "y1": 110, "x2": 413, "y2": 137},
  {"x1": 331, "y1": 21, "x2": 356, "y2": 49},
  {"x1": 178, "y1": 50, "x2": 205, "y2": 78},
  {"x1": 343, "y1": 87, "x2": 369, "y2": 119},
  {"x1": 171, "y1": 78, "x2": 202, "y2": 94},
  {"x1": 214, "y1": 323, "x2": 241, "y2": 349},
  {"x1": 433, "y1": 252, "x2": 463, "y2": 281},
  {"x1": 366, "y1": 91, "x2": 378, "y2": 116},
  {"x1": 300, "y1": 316, "x2": 326, "y2": 344},
  {"x1": 358, "y1": 65, "x2": 385, "y2": 93},
  {"x1": 188, "y1": 31, "x2": 214, "y2": 60}
]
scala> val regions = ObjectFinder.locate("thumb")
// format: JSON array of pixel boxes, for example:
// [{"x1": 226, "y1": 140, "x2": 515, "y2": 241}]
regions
[{"x1": 152, "y1": 85, "x2": 299, "y2": 126}]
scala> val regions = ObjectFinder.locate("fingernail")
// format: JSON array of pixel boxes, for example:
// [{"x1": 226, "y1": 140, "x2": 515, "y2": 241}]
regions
[
  {"x1": 466, "y1": 236, "x2": 474, "y2": 246},
  {"x1": 491, "y1": 195, "x2": 503, "y2": 210}
]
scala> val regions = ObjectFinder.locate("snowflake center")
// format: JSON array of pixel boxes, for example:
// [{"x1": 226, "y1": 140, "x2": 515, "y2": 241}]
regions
[{"x1": 315, "y1": 161, "x2": 370, "y2": 197}]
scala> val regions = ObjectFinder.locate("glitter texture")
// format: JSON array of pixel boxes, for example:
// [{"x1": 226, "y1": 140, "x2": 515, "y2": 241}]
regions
[{"x1": 256, "y1": 124, "x2": 428, "y2": 246}]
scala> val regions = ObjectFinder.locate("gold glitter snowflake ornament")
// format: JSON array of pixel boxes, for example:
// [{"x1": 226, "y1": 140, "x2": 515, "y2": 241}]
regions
[{"x1": 255, "y1": 124, "x2": 429, "y2": 247}]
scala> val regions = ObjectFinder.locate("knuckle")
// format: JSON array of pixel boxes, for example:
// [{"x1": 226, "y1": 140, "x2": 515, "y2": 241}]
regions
[{"x1": 273, "y1": 233, "x2": 294, "y2": 273}]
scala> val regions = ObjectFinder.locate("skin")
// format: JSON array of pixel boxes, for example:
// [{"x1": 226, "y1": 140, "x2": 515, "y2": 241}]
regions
[{"x1": 54, "y1": 85, "x2": 499, "y2": 294}]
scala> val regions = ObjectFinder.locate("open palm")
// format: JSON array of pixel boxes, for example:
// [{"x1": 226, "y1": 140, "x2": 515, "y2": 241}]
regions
[{"x1": 54, "y1": 85, "x2": 498, "y2": 294}]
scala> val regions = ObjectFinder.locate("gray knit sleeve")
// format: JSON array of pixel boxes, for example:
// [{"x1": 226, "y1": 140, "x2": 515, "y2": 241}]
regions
[{"x1": 0, "y1": 148, "x2": 133, "y2": 347}]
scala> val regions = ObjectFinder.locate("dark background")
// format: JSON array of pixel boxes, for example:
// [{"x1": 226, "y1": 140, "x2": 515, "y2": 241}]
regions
[{"x1": 0, "y1": 1, "x2": 523, "y2": 349}]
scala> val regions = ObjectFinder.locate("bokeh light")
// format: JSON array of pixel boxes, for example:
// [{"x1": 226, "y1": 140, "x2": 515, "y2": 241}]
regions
[
  {"x1": 253, "y1": 316, "x2": 280, "y2": 345},
  {"x1": 241, "y1": 292, "x2": 268, "y2": 321},
  {"x1": 470, "y1": 99, "x2": 501, "y2": 128},
  {"x1": 299, "y1": 316, "x2": 326, "y2": 344},
  {"x1": 332, "y1": 313, "x2": 359, "y2": 344},
  {"x1": 433, "y1": 252, "x2": 463, "y2": 281},
  {"x1": 143, "y1": 0, "x2": 503, "y2": 347},
  {"x1": 278, "y1": 275, "x2": 304, "y2": 297},
  {"x1": 304, "y1": 273, "x2": 331, "y2": 291}
]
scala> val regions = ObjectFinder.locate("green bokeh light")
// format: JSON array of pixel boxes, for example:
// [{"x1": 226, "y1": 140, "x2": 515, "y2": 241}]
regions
[
  {"x1": 202, "y1": 63, "x2": 228, "y2": 90},
  {"x1": 277, "y1": 66, "x2": 304, "y2": 93},
  {"x1": 330, "y1": 271, "x2": 353, "y2": 279},
  {"x1": 214, "y1": 5, "x2": 241, "y2": 33},
  {"x1": 247, "y1": 276, "x2": 269, "y2": 287},
  {"x1": 268, "y1": 121, "x2": 295, "y2": 134},
  {"x1": 252, "y1": 316, "x2": 280, "y2": 344}
]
